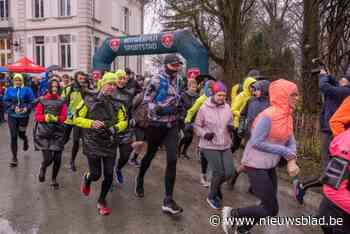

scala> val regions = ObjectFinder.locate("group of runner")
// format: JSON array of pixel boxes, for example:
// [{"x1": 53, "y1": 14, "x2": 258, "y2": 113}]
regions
[{"x1": 2, "y1": 54, "x2": 349, "y2": 233}]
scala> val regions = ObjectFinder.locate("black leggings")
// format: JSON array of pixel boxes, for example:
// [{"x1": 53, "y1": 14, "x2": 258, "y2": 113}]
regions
[
  {"x1": 138, "y1": 125, "x2": 178, "y2": 199},
  {"x1": 63, "y1": 125, "x2": 81, "y2": 164},
  {"x1": 236, "y1": 168, "x2": 279, "y2": 232},
  {"x1": 178, "y1": 130, "x2": 194, "y2": 155},
  {"x1": 319, "y1": 196, "x2": 350, "y2": 234},
  {"x1": 8, "y1": 116, "x2": 29, "y2": 159},
  {"x1": 86, "y1": 155, "x2": 116, "y2": 204},
  {"x1": 41, "y1": 150, "x2": 62, "y2": 180},
  {"x1": 117, "y1": 143, "x2": 133, "y2": 171},
  {"x1": 231, "y1": 129, "x2": 241, "y2": 153}
]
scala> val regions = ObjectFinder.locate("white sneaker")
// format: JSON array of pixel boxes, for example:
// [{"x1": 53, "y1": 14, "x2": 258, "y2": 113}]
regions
[
  {"x1": 200, "y1": 174, "x2": 210, "y2": 188},
  {"x1": 222, "y1": 206, "x2": 234, "y2": 234}
]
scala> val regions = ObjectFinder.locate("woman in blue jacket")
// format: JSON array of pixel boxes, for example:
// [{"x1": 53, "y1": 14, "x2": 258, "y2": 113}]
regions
[{"x1": 3, "y1": 73, "x2": 35, "y2": 167}]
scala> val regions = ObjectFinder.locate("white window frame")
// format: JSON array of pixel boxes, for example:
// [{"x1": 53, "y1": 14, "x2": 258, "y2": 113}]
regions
[
  {"x1": 59, "y1": 0, "x2": 71, "y2": 17},
  {"x1": 33, "y1": 36, "x2": 45, "y2": 67},
  {"x1": 0, "y1": 38, "x2": 11, "y2": 65},
  {"x1": 123, "y1": 7, "x2": 129, "y2": 34},
  {"x1": 0, "y1": 0, "x2": 9, "y2": 20},
  {"x1": 59, "y1": 35, "x2": 72, "y2": 69},
  {"x1": 32, "y1": 0, "x2": 44, "y2": 18}
]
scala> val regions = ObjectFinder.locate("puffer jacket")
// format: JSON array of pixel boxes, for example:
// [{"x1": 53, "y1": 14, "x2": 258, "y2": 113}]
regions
[
  {"x1": 3, "y1": 86, "x2": 35, "y2": 118},
  {"x1": 34, "y1": 93, "x2": 67, "y2": 151},
  {"x1": 74, "y1": 92, "x2": 127, "y2": 157},
  {"x1": 194, "y1": 98, "x2": 233, "y2": 150},
  {"x1": 231, "y1": 77, "x2": 256, "y2": 128}
]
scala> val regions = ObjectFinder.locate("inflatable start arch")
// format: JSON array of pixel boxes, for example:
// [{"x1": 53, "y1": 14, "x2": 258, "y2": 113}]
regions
[{"x1": 92, "y1": 29, "x2": 209, "y2": 79}]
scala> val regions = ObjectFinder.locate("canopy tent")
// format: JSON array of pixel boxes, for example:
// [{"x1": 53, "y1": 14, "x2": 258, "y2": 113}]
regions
[
  {"x1": 6, "y1": 57, "x2": 47, "y2": 73},
  {"x1": 0, "y1": 67, "x2": 8, "y2": 72}
]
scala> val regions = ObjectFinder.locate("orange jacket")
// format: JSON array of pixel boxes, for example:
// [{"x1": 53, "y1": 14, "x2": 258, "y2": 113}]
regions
[{"x1": 329, "y1": 96, "x2": 350, "y2": 136}]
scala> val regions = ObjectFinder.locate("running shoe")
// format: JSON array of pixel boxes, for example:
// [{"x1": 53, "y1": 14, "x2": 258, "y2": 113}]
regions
[
  {"x1": 222, "y1": 206, "x2": 235, "y2": 234},
  {"x1": 134, "y1": 175, "x2": 144, "y2": 198},
  {"x1": 162, "y1": 199, "x2": 183, "y2": 215},
  {"x1": 50, "y1": 181, "x2": 60, "y2": 190},
  {"x1": 200, "y1": 174, "x2": 210, "y2": 188},
  {"x1": 9, "y1": 158, "x2": 18, "y2": 168},
  {"x1": 293, "y1": 179, "x2": 305, "y2": 205},
  {"x1": 115, "y1": 170, "x2": 124, "y2": 185},
  {"x1": 80, "y1": 173, "x2": 91, "y2": 196},
  {"x1": 97, "y1": 203, "x2": 112, "y2": 216},
  {"x1": 206, "y1": 197, "x2": 221, "y2": 210}
]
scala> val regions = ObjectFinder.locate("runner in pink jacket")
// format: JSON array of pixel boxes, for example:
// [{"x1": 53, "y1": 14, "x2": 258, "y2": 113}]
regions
[{"x1": 194, "y1": 81, "x2": 235, "y2": 210}]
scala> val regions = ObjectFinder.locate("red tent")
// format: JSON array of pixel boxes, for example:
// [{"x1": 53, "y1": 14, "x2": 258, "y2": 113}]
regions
[{"x1": 6, "y1": 57, "x2": 47, "y2": 73}]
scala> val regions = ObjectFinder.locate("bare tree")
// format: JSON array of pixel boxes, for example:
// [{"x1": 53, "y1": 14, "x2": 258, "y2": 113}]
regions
[{"x1": 160, "y1": 0, "x2": 257, "y2": 83}]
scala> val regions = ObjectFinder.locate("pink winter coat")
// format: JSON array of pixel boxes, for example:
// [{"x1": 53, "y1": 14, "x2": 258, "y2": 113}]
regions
[
  {"x1": 194, "y1": 98, "x2": 233, "y2": 150},
  {"x1": 324, "y1": 129, "x2": 350, "y2": 214}
]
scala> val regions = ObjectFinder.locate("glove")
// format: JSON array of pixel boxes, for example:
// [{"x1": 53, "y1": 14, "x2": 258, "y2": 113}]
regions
[
  {"x1": 45, "y1": 114, "x2": 58, "y2": 123},
  {"x1": 204, "y1": 132, "x2": 215, "y2": 141},
  {"x1": 108, "y1": 126, "x2": 118, "y2": 136},
  {"x1": 227, "y1": 124, "x2": 235, "y2": 134},
  {"x1": 129, "y1": 118, "x2": 136, "y2": 128}
]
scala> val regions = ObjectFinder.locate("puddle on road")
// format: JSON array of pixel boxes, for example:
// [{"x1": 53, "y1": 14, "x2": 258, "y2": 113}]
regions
[{"x1": 0, "y1": 218, "x2": 38, "y2": 234}]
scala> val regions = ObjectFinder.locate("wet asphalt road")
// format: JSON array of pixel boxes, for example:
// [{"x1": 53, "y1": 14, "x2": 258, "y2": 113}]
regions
[{"x1": 0, "y1": 120, "x2": 323, "y2": 234}]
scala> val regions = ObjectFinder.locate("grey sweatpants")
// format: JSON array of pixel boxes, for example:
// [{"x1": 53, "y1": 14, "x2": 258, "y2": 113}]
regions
[{"x1": 202, "y1": 149, "x2": 235, "y2": 199}]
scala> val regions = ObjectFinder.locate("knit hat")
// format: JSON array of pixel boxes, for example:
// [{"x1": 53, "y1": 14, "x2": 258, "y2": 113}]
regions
[
  {"x1": 98, "y1": 72, "x2": 117, "y2": 90},
  {"x1": 115, "y1": 69, "x2": 127, "y2": 80},
  {"x1": 212, "y1": 81, "x2": 227, "y2": 94}
]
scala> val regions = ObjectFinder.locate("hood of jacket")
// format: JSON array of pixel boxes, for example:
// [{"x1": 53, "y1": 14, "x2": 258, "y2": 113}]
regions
[
  {"x1": 254, "y1": 80, "x2": 270, "y2": 97},
  {"x1": 242, "y1": 77, "x2": 256, "y2": 96}
]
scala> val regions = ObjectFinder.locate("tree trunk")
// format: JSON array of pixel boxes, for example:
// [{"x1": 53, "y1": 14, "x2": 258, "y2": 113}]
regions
[
  {"x1": 301, "y1": 0, "x2": 320, "y2": 114},
  {"x1": 221, "y1": 0, "x2": 243, "y2": 85},
  {"x1": 299, "y1": 0, "x2": 321, "y2": 159}
]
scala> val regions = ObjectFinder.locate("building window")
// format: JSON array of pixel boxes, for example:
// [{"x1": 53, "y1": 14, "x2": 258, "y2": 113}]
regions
[
  {"x1": 123, "y1": 7, "x2": 129, "y2": 33},
  {"x1": 59, "y1": 35, "x2": 72, "y2": 69},
  {"x1": 94, "y1": 36, "x2": 100, "y2": 53},
  {"x1": 59, "y1": 0, "x2": 71, "y2": 17},
  {"x1": 0, "y1": 0, "x2": 9, "y2": 20},
  {"x1": 0, "y1": 38, "x2": 11, "y2": 65},
  {"x1": 33, "y1": 0, "x2": 44, "y2": 18},
  {"x1": 34, "y1": 36, "x2": 45, "y2": 66}
]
